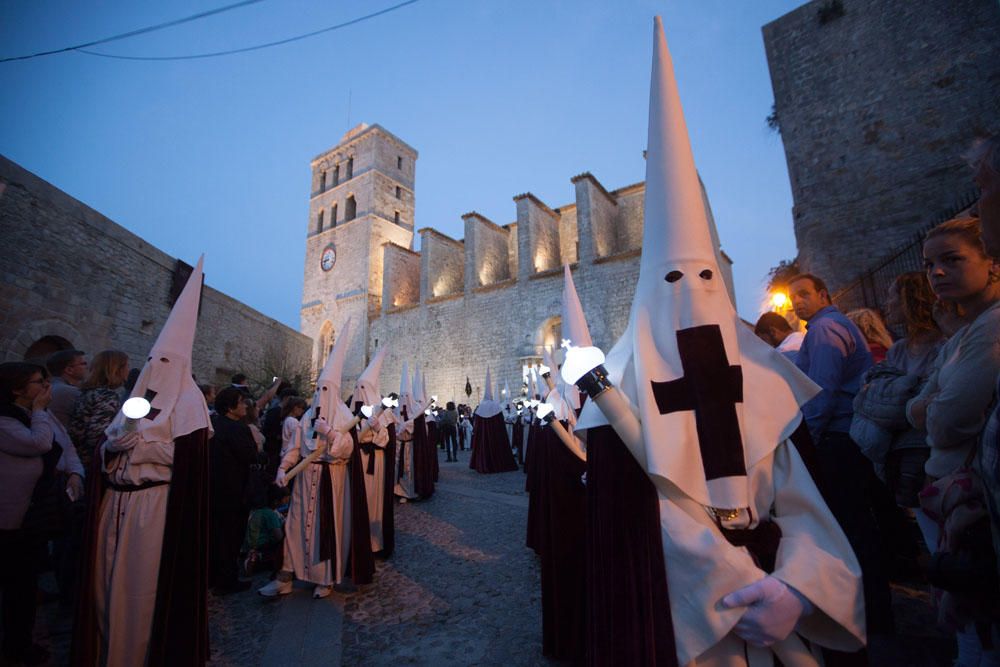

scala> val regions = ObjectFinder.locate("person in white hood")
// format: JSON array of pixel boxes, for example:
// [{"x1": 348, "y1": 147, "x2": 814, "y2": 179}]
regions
[
  {"x1": 567, "y1": 18, "x2": 865, "y2": 666},
  {"x1": 72, "y1": 257, "x2": 212, "y2": 666}
]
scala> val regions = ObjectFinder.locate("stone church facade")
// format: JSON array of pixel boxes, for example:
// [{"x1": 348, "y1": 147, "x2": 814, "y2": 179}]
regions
[
  {"x1": 300, "y1": 124, "x2": 733, "y2": 403},
  {"x1": 763, "y1": 0, "x2": 1000, "y2": 293},
  {"x1": 0, "y1": 156, "x2": 311, "y2": 387}
]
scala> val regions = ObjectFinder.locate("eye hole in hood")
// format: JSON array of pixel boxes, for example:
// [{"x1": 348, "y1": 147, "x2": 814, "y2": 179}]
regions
[
  {"x1": 665, "y1": 271, "x2": 683, "y2": 283},
  {"x1": 699, "y1": 269, "x2": 713, "y2": 280}
]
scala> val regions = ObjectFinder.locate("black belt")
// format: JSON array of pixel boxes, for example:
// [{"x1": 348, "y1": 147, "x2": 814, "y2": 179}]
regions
[
  {"x1": 718, "y1": 515, "x2": 781, "y2": 574},
  {"x1": 105, "y1": 479, "x2": 170, "y2": 493},
  {"x1": 360, "y1": 442, "x2": 377, "y2": 475}
]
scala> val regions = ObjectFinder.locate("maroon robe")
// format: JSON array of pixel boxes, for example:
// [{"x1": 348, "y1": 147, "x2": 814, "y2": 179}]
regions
[
  {"x1": 469, "y1": 412, "x2": 518, "y2": 474},
  {"x1": 525, "y1": 419, "x2": 543, "y2": 553},
  {"x1": 380, "y1": 425, "x2": 397, "y2": 558},
  {"x1": 348, "y1": 429, "x2": 375, "y2": 585},
  {"x1": 584, "y1": 424, "x2": 677, "y2": 667},
  {"x1": 540, "y1": 420, "x2": 587, "y2": 662},
  {"x1": 71, "y1": 429, "x2": 210, "y2": 667},
  {"x1": 412, "y1": 414, "x2": 435, "y2": 499}
]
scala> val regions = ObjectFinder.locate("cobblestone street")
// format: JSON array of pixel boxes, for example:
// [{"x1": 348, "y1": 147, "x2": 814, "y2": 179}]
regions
[{"x1": 29, "y1": 447, "x2": 955, "y2": 666}]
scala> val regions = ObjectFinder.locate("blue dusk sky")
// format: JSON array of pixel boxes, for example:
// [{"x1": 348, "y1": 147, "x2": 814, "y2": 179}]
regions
[{"x1": 1, "y1": 0, "x2": 804, "y2": 330}]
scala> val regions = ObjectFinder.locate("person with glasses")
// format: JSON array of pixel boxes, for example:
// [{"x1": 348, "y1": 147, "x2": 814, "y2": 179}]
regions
[{"x1": 0, "y1": 362, "x2": 56, "y2": 665}]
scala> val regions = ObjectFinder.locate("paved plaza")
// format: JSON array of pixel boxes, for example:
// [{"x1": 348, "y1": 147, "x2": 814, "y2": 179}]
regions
[{"x1": 30, "y1": 447, "x2": 955, "y2": 666}]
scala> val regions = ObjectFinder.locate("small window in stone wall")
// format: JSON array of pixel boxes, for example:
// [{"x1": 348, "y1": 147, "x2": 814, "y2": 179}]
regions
[
  {"x1": 319, "y1": 171, "x2": 327, "y2": 192},
  {"x1": 345, "y1": 195, "x2": 357, "y2": 221},
  {"x1": 394, "y1": 210, "x2": 400, "y2": 225},
  {"x1": 395, "y1": 186, "x2": 401, "y2": 199},
  {"x1": 397, "y1": 156, "x2": 403, "y2": 170},
  {"x1": 317, "y1": 209, "x2": 325, "y2": 232},
  {"x1": 346, "y1": 157, "x2": 354, "y2": 180},
  {"x1": 333, "y1": 165, "x2": 340, "y2": 186},
  {"x1": 331, "y1": 203, "x2": 338, "y2": 226}
]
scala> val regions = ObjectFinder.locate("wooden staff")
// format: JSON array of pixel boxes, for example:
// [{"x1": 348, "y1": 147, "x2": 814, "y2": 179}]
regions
[
  {"x1": 284, "y1": 413, "x2": 364, "y2": 482},
  {"x1": 546, "y1": 417, "x2": 586, "y2": 462}
]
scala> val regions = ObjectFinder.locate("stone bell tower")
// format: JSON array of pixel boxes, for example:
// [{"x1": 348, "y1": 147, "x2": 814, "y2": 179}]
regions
[{"x1": 300, "y1": 123, "x2": 418, "y2": 385}]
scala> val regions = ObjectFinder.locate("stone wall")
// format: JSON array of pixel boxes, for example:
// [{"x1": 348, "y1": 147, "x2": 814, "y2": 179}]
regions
[
  {"x1": 763, "y1": 0, "x2": 1000, "y2": 291},
  {"x1": 419, "y1": 229, "x2": 464, "y2": 300},
  {"x1": 368, "y1": 174, "x2": 733, "y2": 404},
  {"x1": 382, "y1": 243, "x2": 421, "y2": 311},
  {"x1": 0, "y1": 155, "x2": 311, "y2": 386}
]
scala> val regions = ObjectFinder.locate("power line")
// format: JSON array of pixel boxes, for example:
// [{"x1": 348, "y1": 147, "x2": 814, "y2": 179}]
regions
[
  {"x1": 77, "y1": 0, "x2": 420, "y2": 62},
  {"x1": 0, "y1": 0, "x2": 266, "y2": 63}
]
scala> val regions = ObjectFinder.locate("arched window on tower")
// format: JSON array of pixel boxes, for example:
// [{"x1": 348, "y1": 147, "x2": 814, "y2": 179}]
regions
[
  {"x1": 345, "y1": 195, "x2": 357, "y2": 222},
  {"x1": 346, "y1": 157, "x2": 354, "y2": 180},
  {"x1": 331, "y1": 203, "x2": 338, "y2": 227},
  {"x1": 319, "y1": 171, "x2": 327, "y2": 192},
  {"x1": 316, "y1": 209, "x2": 324, "y2": 233},
  {"x1": 333, "y1": 165, "x2": 340, "y2": 186}
]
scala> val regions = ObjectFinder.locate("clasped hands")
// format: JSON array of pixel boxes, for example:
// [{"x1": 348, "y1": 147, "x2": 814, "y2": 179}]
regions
[{"x1": 720, "y1": 576, "x2": 812, "y2": 648}]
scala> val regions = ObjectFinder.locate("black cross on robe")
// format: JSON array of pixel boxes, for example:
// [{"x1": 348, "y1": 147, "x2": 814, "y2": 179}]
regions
[
  {"x1": 650, "y1": 324, "x2": 746, "y2": 481},
  {"x1": 143, "y1": 388, "x2": 162, "y2": 420}
]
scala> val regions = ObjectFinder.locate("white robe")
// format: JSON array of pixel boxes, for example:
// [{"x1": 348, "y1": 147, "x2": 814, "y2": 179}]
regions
[
  {"x1": 96, "y1": 436, "x2": 174, "y2": 667},
  {"x1": 279, "y1": 428, "x2": 353, "y2": 586},
  {"x1": 658, "y1": 441, "x2": 865, "y2": 667},
  {"x1": 358, "y1": 409, "x2": 392, "y2": 550}
]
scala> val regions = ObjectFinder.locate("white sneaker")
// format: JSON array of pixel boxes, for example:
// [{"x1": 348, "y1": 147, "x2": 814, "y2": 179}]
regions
[
  {"x1": 312, "y1": 585, "x2": 332, "y2": 599},
  {"x1": 258, "y1": 579, "x2": 292, "y2": 597}
]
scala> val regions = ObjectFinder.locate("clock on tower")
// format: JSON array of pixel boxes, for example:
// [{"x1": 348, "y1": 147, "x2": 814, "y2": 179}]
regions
[{"x1": 320, "y1": 244, "x2": 336, "y2": 271}]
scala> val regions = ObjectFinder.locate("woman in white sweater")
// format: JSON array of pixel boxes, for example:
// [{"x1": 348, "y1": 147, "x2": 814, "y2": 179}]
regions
[{"x1": 907, "y1": 217, "x2": 1000, "y2": 667}]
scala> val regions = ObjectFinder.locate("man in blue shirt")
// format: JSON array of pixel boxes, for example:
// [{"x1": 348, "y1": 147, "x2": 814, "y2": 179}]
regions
[{"x1": 788, "y1": 273, "x2": 892, "y2": 634}]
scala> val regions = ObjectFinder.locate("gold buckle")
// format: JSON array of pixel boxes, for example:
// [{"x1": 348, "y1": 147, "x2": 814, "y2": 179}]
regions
[{"x1": 709, "y1": 507, "x2": 741, "y2": 522}]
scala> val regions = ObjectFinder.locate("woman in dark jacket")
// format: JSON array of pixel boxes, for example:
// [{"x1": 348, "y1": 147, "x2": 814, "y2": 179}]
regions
[{"x1": 0, "y1": 362, "x2": 56, "y2": 665}]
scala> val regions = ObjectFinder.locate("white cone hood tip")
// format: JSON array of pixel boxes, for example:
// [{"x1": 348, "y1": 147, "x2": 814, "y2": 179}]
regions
[
  {"x1": 109, "y1": 255, "x2": 211, "y2": 442},
  {"x1": 398, "y1": 361, "x2": 415, "y2": 419},
  {"x1": 575, "y1": 17, "x2": 819, "y2": 509},
  {"x1": 354, "y1": 345, "x2": 387, "y2": 406},
  {"x1": 475, "y1": 366, "x2": 501, "y2": 418},
  {"x1": 302, "y1": 316, "x2": 355, "y2": 450}
]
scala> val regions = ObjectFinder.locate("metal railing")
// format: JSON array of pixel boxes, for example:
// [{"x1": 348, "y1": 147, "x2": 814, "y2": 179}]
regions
[{"x1": 832, "y1": 189, "x2": 981, "y2": 313}]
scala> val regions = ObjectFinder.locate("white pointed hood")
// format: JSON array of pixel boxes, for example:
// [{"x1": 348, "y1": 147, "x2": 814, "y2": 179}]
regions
[
  {"x1": 412, "y1": 368, "x2": 425, "y2": 408},
  {"x1": 302, "y1": 316, "x2": 355, "y2": 451},
  {"x1": 475, "y1": 366, "x2": 501, "y2": 418},
  {"x1": 110, "y1": 255, "x2": 211, "y2": 442},
  {"x1": 503, "y1": 380, "x2": 511, "y2": 407},
  {"x1": 529, "y1": 367, "x2": 540, "y2": 400},
  {"x1": 354, "y1": 345, "x2": 387, "y2": 406},
  {"x1": 576, "y1": 17, "x2": 819, "y2": 509},
  {"x1": 398, "y1": 361, "x2": 416, "y2": 420},
  {"x1": 561, "y1": 264, "x2": 589, "y2": 410}
]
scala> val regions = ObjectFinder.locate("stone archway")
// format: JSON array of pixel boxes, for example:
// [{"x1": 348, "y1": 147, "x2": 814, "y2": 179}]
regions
[
  {"x1": 24, "y1": 335, "x2": 75, "y2": 361},
  {"x1": 3, "y1": 318, "x2": 86, "y2": 363}
]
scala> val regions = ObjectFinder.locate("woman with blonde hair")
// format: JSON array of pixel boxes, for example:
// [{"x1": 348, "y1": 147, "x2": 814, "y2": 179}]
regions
[
  {"x1": 68, "y1": 350, "x2": 129, "y2": 471},
  {"x1": 908, "y1": 217, "x2": 1000, "y2": 666},
  {"x1": 846, "y1": 308, "x2": 894, "y2": 364}
]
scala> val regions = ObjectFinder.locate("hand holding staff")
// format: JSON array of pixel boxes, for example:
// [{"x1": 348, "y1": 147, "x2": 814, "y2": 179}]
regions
[{"x1": 282, "y1": 411, "x2": 368, "y2": 483}]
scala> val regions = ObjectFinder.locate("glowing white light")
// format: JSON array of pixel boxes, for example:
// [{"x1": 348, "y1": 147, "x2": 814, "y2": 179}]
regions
[
  {"x1": 122, "y1": 397, "x2": 151, "y2": 420},
  {"x1": 431, "y1": 395, "x2": 438, "y2": 403},
  {"x1": 535, "y1": 402, "x2": 555, "y2": 420},
  {"x1": 538, "y1": 364, "x2": 551, "y2": 376},
  {"x1": 361, "y1": 405, "x2": 374, "y2": 418},
  {"x1": 382, "y1": 397, "x2": 394, "y2": 408},
  {"x1": 424, "y1": 409, "x2": 432, "y2": 416},
  {"x1": 560, "y1": 342, "x2": 606, "y2": 385},
  {"x1": 529, "y1": 399, "x2": 540, "y2": 408}
]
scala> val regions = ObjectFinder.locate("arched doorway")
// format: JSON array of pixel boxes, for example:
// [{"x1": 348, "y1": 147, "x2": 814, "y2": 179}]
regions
[
  {"x1": 315, "y1": 321, "x2": 334, "y2": 376},
  {"x1": 24, "y1": 335, "x2": 75, "y2": 362}
]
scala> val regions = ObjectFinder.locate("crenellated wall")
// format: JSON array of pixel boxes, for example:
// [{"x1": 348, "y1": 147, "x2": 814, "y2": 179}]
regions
[
  {"x1": 368, "y1": 172, "x2": 734, "y2": 404},
  {"x1": 303, "y1": 124, "x2": 733, "y2": 401}
]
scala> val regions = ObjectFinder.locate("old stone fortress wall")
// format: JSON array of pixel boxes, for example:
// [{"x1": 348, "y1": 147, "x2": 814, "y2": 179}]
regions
[
  {"x1": 0, "y1": 155, "x2": 311, "y2": 385},
  {"x1": 301, "y1": 124, "x2": 733, "y2": 404}
]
